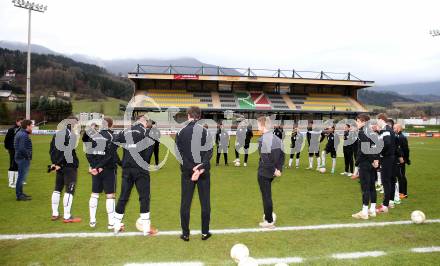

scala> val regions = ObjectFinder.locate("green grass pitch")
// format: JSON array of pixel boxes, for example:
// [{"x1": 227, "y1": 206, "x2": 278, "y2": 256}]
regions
[{"x1": 0, "y1": 135, "x2": 439, "y2": 265}]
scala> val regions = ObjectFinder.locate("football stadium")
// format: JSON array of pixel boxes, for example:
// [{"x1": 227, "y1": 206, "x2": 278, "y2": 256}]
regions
[
  {"x1": 1, "y1": 63, "x2": 440, "y2": 265},
  {"x1": 1, "y1": 1, "x2": 440, "y2": 265},
  {"x1": 125, "y1": 65, "x2": 371, "y2": 121}
]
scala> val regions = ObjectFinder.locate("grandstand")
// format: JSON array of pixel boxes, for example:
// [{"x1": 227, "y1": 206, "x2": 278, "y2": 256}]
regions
[{"x1": 124, "y1": 65, "x2": 373, "y2": 121}]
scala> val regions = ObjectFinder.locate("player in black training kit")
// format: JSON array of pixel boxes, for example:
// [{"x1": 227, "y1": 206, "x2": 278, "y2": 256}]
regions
[
  {"x1": 376, "y1": 113, "x2": 398, "y2": 213},
  {"x1": 215, "y1": 123, "x2": 229, "y2": 166},
  {"x1": 321, "y1": 126, "x2": 339, "y2": 174},
  {"x1": 148, "y1": 121, "x2": 161, "y2": 170},
  {"x1": 288, "y1": 125, "x2": 303, "y2": 168},
  {"x1": 257, "y1": 116, "x2": 284, "y2": 228},
  {"x1": 5, "y1": 118, "x2": 22, "y2": 188},
  {"x1": 393, "y1": 123, "x2": 410, "y2": 199},
  {"x1": 341, "y1": 124, "x2": 356, "y2": 176},
  {"x1": 306, "y1": 122, "x2": 325, "y2": 170},
  {"x1": 176, "y1": 106, "x2": 213, "y2": 241},
  {"x1": 49, "y1": 117, "x2": 81, "y2": 223},
  {"x1": 113, "y1": 115, "x2": 157, "y2": 235},
  {"x1": 234, "y1": 122, "x2": 253, "y2": 167},
  {"x1": 86, "y1": 117, "x2": 120, "y2": 229},
  {"x1": 273, "y1": 124, "x2": 284, "y2": 140},
  {"x1": 352, "y1": 114, "x2": 380, "y2": 220}
]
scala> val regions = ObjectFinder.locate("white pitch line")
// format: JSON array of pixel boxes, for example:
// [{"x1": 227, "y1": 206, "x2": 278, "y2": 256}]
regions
[
  {"x1": 125, "y1": 262, "x2": 204, "y2": 266},
  {"x1": 332, "y1": 251, "x2": 386, "y2": 259},
  {"x1": 0, "y1": 219, "x2": 439, "y2": 241},
  {"x1": 255, "y1": 257, "x2": 303, "y2": 264},
  {"x1": 410, "y1": 246, "x2": 440, "y2": 253}
]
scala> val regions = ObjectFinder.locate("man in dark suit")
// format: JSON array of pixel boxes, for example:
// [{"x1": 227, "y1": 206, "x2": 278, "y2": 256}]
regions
[{"x1": 176, "y1": 106, "x2": 213, "y2": 241}]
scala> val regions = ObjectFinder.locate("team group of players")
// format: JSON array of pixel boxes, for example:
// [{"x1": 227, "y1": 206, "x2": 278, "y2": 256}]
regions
[{"x1": 4, "y1": 108, "x2": 410, "y2": 239}]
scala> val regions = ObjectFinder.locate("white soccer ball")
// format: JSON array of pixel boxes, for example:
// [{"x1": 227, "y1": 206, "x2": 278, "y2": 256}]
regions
[
  {"x1": 230, "y1": 243, "x2": 250, "y2": 263},
  {"x1": 274, "y1": 263, "x2": 289, "y2": 266},
  {"x1": 135, "y1": 218, "x2": 144, "y2": 231},
  {"x1": 235, "y1": 161, "x2": 241, "y2": 167},
  {"x1": 238, "y1": 257, "x2": 258, "y2": 266},
  {"x1": 263, "y1": 212, "x2": 277, "y2": 223},
  {"x1": 319, "y1": 167, "x2": 326, "y2": 173},
  {"x1": 411, "y1": 210, "x2": 426, "y2": 224}
]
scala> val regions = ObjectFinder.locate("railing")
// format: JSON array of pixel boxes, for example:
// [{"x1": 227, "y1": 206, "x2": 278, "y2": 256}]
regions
[{"x1": 130, "y1": 64, "x2": 372, "y2": 82}]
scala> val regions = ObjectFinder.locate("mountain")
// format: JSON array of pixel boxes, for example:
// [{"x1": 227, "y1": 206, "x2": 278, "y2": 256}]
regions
[
  {"x1": 103, "y1": 57, "x2": 241, "y2": 76},
  {"x1": 0, "y1": 40, "x2": 240, "y2": 76},
  {"x1": 357, "y1": 90, "x2": 417, "y2": 107},
  {"x1": 373, "y1": 81, "x2": 440, "y2": 96},
  {"x1": 0, "y1": 40, "x2": 58, "y2": 55},
  {"x1": 0, "y1": 48, "x2": 132, "y2": 100}
]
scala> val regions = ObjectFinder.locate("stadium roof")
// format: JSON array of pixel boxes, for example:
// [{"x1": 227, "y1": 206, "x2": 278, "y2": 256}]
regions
[{"x1": 127, "y1": 65, "x2": 374, "y2": 88}]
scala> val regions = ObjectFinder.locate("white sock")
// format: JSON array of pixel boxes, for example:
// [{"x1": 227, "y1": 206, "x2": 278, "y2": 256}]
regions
[
  {"x1": 321, "y1": 151, "x2": 326, "y2": 166},
  {"x1": 296, "y1": 158, "x2": 300, "y2": 167},
  {"x1": 8, "y1": 171, "x2": 14, "y2": 186},
  {"x1": 370, "y1": 203, "x2": 376, "y2": 211},
  {"x1": 106, "y1": 198, "x2": 115, "y2": 226},
  {"x1": 13, "y1": 171, "x2": 18, "y2": 185},
  {"x1": 377, "y1": 171, "x2": 382, "y2": 185},
  {"x1": 354, "y1": 166, "x2": 359, "y2": 175},
  {"x1": 89, "y1": 194, "x2": 99, "y2": 223},
  {"x1": 362, "y1": 205, "x2": 368, "y2": 215},
  {"x1": 288, "y1": 158, "x2": 293, "y2": 167},
  {"x1": 331, "y1": 158, "x2": 336, "y2": 172},
  {"x1": 63, "y1": 193, "x2": 73, "y2": 220},
  {"x1": 308, "y1": 157, "x2": 313, "y2": 168},
  {"x1": 51, "y1": 191, "x2": 61, "y2": 217},
  {"x1": 140, "y1": 212, "x2": 151, "y2": 235},
  {"x1": 114, "y1": 212, "x2": 124, "y2": 232},
  {"x1": 316, "y1": 157, "x2": 321, "y2": 169},
  {"x1": 389, "y1": 200, "x2": 394, "y2": 205},
  {"x1": 394, "y1": 182, "x2": 400, "y2": 201}
]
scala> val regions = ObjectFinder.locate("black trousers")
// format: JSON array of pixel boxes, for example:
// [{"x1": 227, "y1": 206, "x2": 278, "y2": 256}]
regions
[
  {"x1": 54, "y1": 167, "x2": 78, "y2": 194},
  {"x1": 153, "y1": 142, "x2": 159, "y2": 165},
  {"x1": 258, "y1": 175, "x2": 274, "y2": 223},
  {"x1": 359, "y1": 163, "x2": 376, "y2": 206},
  {"x1": 216, "y1": 147, "x2": 228, "y2": 164},
  {"x1": 290, "y1": 152, "x2": 300, "y2": 159},
  {"x1": 343, "y1": 147, "x2": 354, "y2": 173},
  {"x1": 380, "y1": 156, "x2": 395, "y2": 206},
  {"x1": 353, "y1": 143, "x2": 359, "y2": 162},
  {"x1": 235, "y1": 145, "x2": 250, "y2": 163},
  {"x1": 180, "y1": 170, "x2": 211, "y2": 235},
  {"x1": 115, "y1": 168, "x2": 150, "y2": 214},
  {"x1": 397, "y1": 163, "x2": 408, "y2": 195},
  {"x1": 8, "y1": 149, "x2": 18, "y2": 171}
]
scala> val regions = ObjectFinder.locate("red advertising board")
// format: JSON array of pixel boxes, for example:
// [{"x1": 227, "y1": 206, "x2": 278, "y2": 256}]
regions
[{"x1": 173, "y1": 74, "x2": 199, "y2": 80}]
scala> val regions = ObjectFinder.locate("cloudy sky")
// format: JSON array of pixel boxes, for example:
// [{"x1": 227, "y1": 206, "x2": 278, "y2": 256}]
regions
[{"x1": 1, "y1": 0, "x2": 439, "y2": 85}]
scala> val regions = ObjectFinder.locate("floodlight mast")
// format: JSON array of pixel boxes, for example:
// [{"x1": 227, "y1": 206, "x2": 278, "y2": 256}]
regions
[{"x1": 12, "y1": 0, "x2": 47, "y2": 120}]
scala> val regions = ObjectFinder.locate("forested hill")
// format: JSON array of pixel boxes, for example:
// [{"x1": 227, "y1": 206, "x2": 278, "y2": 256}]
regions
[
  {"x1": 0, "y1": 48, "x2": 132, "y2": 100},
  {"x1": 357, "y1": 89, "x2": 417, "y2": 107}
]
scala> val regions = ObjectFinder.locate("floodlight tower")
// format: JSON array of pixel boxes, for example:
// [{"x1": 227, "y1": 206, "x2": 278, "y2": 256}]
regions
[
  {"x1": 12, "y1": 0, "x2": 47, "y2": 120},
  {"x1": 430, "y1": 29, "x2": 440, "y2": 37}
]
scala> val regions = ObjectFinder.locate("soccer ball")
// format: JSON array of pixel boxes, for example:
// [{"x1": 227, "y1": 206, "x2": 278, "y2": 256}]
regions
[
  {"x1": 238, "y1": 257, "x2": 258, "y2": 266},
  {"x1": 135, "y1": 218, "x2": 144, "y2": 231},
  {"x1": 135, "y1": 218, "x2": 153, "y2": 232},
  {"x1": 411, "y1": 210, "x2": 426, "y2": 224},
  {"x1": 230, "y1": 243, "x2": 250, "y2": 263},
  {"x1": 319, "y1": 167, "x2": 326, "y2": 173},
  {"x1": 235, "y1": 161, "x2": 241, "y2": 167},
  {"x1": 263, "y1": 212, "x2": 277, "y2": 223}
]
